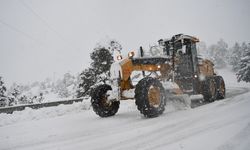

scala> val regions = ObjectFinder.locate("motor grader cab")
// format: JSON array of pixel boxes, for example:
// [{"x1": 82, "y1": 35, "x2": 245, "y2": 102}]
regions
[{"x1": 91, "y1": 34, "x2": 226, "y2": 118}]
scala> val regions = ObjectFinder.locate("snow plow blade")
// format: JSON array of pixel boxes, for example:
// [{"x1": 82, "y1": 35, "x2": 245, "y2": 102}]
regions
[
  {"x1": 189, "y1": 94, "x2": 206, "y2": 108},
  {"x1": 165, "y1": 94, "x2": 191, "y2": 112},
  {"x1": 165, "y1": 94, "x2": 204, "y2": 112}
]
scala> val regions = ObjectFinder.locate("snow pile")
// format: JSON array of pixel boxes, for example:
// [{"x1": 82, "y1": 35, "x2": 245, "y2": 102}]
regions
[{"x1": 0, "y1": 100, "x2": 91, "y2": 127}]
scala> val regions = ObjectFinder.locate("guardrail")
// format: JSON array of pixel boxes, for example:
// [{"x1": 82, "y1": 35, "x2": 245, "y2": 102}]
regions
[{"x1": 0, "y1": 98, "x2": 87, "y2": 114}]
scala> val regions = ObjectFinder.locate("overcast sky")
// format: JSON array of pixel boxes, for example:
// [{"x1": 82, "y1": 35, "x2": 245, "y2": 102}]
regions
[{"x1": 0, "y1": 0, "x2": 250, "y2": 86}]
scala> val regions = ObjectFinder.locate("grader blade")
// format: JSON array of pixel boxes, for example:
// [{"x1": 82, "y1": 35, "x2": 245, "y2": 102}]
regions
[{"x1": 165, "y1": 94, "x2": 191, "y2": 112}]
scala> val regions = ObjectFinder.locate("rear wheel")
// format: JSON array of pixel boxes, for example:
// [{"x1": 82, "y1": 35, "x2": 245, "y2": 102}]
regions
[
  {"x1": 135, "y1": 77, "x2": 166, "y2": 118},
  {"x1": 202, "y1": 77, "x2": 217, "y2": 102},
  {"x1": 215, "y1": 76, "x2": 226, "y2": 100},
  {"x1": 91, "y1": 84, "x2": 120, "y2": 117}
]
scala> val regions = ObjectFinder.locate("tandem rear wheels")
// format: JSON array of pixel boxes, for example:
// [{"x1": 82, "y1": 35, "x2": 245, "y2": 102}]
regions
[{"x1": 202, "y1": 76, "x2": 225, "y2": 102}]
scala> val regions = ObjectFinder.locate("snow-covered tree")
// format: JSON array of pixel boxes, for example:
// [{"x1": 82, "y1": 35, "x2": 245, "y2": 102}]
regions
[
  {"x1": 76, "y1": 68, "x2": 96, "y2": 97},
  {"x1": 90, "y1": 47, "x2": 114, "y2": 76},
  {"x1": 8, "y1": 83, "x2": 21, "y2": 105},
  {"x1": 19, "y1": 95, "x2": 28, "y2": 104},
  {"x1": 0, "y1": 76, "x2": 7, "y2": 106},
  {"x1": 77, "y1": 44, "x2": 115, "y2": 97},
  {"x1": 37, "y1": 93, "x2": 44, "y2": 103},
  {"x1": 236, "y1": 43, "x2": 250, "y2": 82},
  {"x1": 62, "y1": 73, "x2": 75, "y2": 87},
  {"x1": 54, "y1": 79, "x2": 68, "y2": 98},
  {"x1": 48, "y1": 72, "x2": 75, "y2": 98},
  {"x1": 0, "y1": 76, "x2": 7, "y2": 98},
  {"x1": 57, "y1": 85, "x2": 70, "y2": 98},
  {"x1": 208, "y1": 39, "x2": 229, "y2": 68},
  {"x1": 229, "y1": 42, "x2": 242, "y2": 71}
]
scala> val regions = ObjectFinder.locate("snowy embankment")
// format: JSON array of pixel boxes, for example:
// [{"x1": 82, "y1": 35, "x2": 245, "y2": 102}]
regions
[
  {"x1": 0, "y1": 100, "x2": 91, "y2": 127},
  {"x1": 0, "y1": 67, "x2": 250, "y2": 150}
]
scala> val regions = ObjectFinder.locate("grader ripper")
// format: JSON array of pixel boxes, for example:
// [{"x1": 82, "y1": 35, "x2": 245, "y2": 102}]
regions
[{"x1": 91, "y1": 34, "x2": 226, "y2": 118}]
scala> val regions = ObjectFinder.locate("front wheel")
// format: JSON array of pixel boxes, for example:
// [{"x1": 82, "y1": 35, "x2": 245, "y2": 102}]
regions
[
  {"x1": 91, "y1": 84, "x2": 120, "y2": 117},
  {"x1": 202, "y1": 77, "x2": 217, "y2": 102},
  {"x1": 135, "y1": 77, "x2": 166, "y2": 118},
  {"x1": 215, "y1": 76, "x2": 226, "y2": 100}
]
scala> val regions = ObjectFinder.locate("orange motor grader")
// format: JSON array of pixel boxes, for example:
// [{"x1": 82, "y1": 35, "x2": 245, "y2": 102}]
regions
[{"x1": 91, "y1": 34, "x2": 225, "y2": 118}]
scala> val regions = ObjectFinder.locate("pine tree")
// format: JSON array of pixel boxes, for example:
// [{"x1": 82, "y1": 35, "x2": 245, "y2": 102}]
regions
[
  {"x1": 19, "y1": 95, "x2": 28, "y2": 104},
  {"x1": 236, "y1": 43, "x2": 250, "y2": 82},
  {"x1": 57, "y1": 84, "x2": 70, "y2": 98},
  {"x1": 90, "y1": 47, "x2": 114, "y2": 75},
  {"x1": 56, "y1": 73, "x2": 76, "y2": 98},
  {"x1": 76, "y1": 68, "x2": 96, "y2": 97},
  {"x1": 62, "y1": 72, "x2": 75, "y2": 87},
  {"x1": 0, "y1": 76, "x2": 7, "y2": 98},
  {"x1": 77, "y1": 45, "x2": 115, "y2": 97},
  {"x1": 0, "y1": 76, "x2": 7, "y2": 106},
  {"x1": 208, "y1": 39, "x2": 229, "y2": 68},
  {"x1": 230, "y1": 42, "x2": 242, "y2": 71},
  {"x1": 8, "y1": 83, "x2": 21, "y2": 105}
]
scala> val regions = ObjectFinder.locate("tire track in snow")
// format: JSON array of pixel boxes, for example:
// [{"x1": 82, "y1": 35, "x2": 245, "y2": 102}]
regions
[
  {"x1": 217, "y1": 123, "x2": 250, "y2": 150},
  {"x1": 91, "y1": 87, "x2": 250, "y2": 150},
  {"x1": 103, "y1": 92, "x2": 250, "y2": 150},
  {"x1": 225, "y1": 87, "x2": 249, "y2": 99}
]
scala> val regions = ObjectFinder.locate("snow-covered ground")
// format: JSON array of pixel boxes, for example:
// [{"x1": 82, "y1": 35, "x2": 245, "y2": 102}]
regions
[{"x1": 0, "y1": 67, "x2": 250, "y2": 150}]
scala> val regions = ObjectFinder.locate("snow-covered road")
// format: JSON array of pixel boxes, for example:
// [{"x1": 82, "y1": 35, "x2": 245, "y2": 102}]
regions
[{"x1": 1, "y1": 68, "x2": 250, "y2": 150}]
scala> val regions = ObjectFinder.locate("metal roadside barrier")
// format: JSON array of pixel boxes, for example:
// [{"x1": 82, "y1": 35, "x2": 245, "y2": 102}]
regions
[{"x1": 0, "y1": 98, "x2": 87, "y2": 114}]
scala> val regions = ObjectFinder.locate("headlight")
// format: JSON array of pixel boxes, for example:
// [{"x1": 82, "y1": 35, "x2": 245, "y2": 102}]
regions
[
  {"x1": 128, "y1": 51, "x2": 135, "y2": 58},
  {"x1": 117, "y1": 55, "x2": 123, "y2": 60}
]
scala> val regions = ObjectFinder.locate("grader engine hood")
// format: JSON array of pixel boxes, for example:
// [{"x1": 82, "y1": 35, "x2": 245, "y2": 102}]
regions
[
  {"x1": 110, "y1": 57, "x2": 171, "y2": 82},
  {"x1": 109, "y1": 56, "x2": 172, "y2": 101}
]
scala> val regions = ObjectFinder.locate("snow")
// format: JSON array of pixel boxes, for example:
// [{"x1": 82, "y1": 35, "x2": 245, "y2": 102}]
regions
[
  {"x1": 0, "y1": 67, "x2": 250, "y2": 150},
  {"x1": 162, "y1": 81, "x2": 181, "y2": 90},
  {"x1": 42, "y1": 92, "x2": 62, "y2": 102},
  {"x1": 0, "y1": 100, "x2": 91, "y2": 127},
  {"x1": 110, "y1": 60, "x2": 122, "y2": 79},
  {"x1": 217, "y1": 66, "x2": 249, "y2": 88},
  {"x1": 122, "y1": 89, "x2": 135, "y2": 98}
]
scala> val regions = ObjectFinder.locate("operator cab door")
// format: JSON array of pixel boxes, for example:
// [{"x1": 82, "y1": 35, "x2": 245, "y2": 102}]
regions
[{"x1": 175, "y1": 40, "x2": 199, "y2": 94}]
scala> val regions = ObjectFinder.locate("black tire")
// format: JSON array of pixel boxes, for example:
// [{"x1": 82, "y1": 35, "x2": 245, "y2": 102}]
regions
[
  {"x1": 202, "y1": 77, "x2": 217, "y2": 102},
  {"x1": 215, "y1": 76, "x2": 226, "y2": 100},
  {"x1": 91, "y1": 84, "x2": 120, "y2": 117},
  {"x1": 135, "y1": 77, "x2": 166, "y2": 118}
]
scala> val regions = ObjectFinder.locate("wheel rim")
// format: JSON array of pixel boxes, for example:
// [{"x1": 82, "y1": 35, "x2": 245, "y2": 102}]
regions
[
  {"x1": 100, "y1": 94, "x2": 112, "y2": 109},
  {"x1": 210, "y1": 80, "x2": 216, "y2": 98},
  {"x1": 220, "y1": 81, "x2": 225, "y2": 96},
  {"x1": 148, "y1": 85, "x2": 161, "y2": 108}
]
